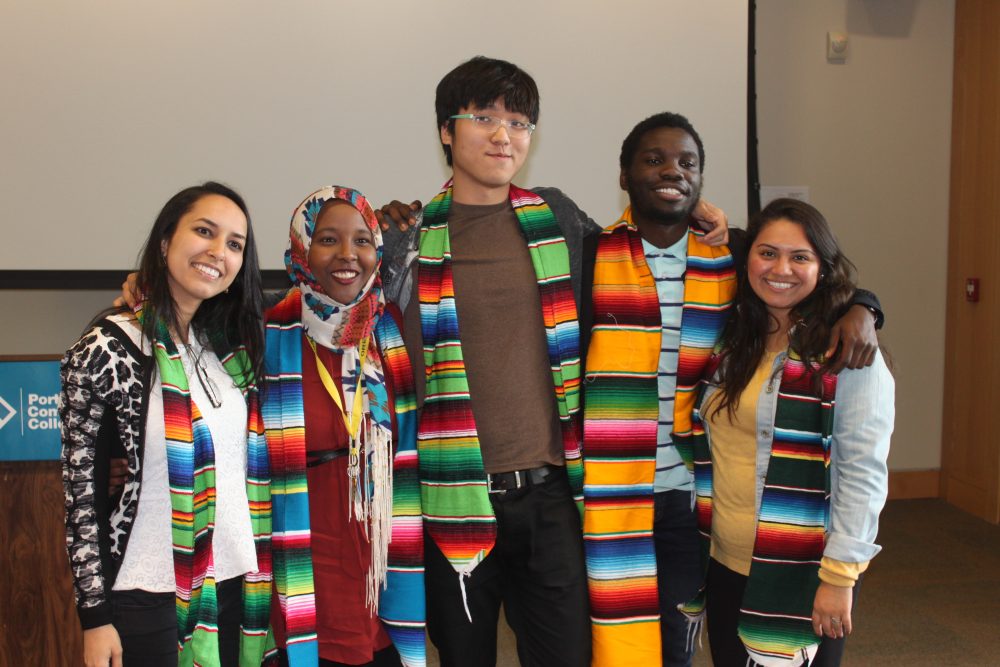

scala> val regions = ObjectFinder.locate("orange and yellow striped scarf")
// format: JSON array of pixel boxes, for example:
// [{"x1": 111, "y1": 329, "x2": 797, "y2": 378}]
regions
[{"x1": 583, "y1": 209, "x2": 735, "y2": 665}]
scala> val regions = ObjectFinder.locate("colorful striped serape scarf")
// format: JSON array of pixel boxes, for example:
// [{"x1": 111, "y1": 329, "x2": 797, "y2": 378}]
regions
[
  {"x1": 582, "y1": 209, "x2": 735, "y2": 666},
  {"x1": 418, "y1": 181, "x2": 583, "y2": 582},
  {"x1": 264, "y1": 184, "x2": 423, "y2": 667},
  {"x1": 283, "y1": 185, "x2": 389, "y2": 538},
  {"x1": 677, "y1": 352, "x2": 837, "y2": 667},
  {"x1": 264, "y1": 291, "x2": 425, "y2": 666},
  {"x1": 137, "y1": 306, "x2": 272, "y2": 667}
]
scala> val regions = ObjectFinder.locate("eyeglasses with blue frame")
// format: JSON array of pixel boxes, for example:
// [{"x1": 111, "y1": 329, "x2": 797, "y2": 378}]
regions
[{"x1": 449, "y1": 114, "x2": 536, "y2": 137}]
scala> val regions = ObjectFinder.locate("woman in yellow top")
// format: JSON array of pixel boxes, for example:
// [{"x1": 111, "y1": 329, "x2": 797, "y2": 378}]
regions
[{"x1": 689, "y1": 198, "x2": 893, "y2": 667}]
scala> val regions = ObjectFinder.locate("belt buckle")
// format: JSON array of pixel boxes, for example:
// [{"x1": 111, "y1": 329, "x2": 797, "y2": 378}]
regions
[{"x1": 487, "y1": 469, "x2": 522, "y2": 494}]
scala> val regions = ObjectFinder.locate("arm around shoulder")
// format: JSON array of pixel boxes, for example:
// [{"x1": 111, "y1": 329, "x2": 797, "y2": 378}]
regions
[{"x1": 850, "y1": 288, "x2": 884, "y2": 330}]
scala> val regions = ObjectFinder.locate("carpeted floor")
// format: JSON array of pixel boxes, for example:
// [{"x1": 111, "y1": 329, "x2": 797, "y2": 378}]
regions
[
  {"x1": 430, "y1": 499, "x2": 1000, "y2": 666},
  {"x1": 838, "y1": 498, "x2": 1000, "y2": 666}
]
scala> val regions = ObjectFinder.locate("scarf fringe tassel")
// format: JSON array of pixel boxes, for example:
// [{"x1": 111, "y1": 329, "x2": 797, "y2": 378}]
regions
[
  {"x1": 346, "y1": 415, "x2": 394, "y2": 616},
  {"x1": 683, "y1": 611, "x2": 704, "y2": 656}
]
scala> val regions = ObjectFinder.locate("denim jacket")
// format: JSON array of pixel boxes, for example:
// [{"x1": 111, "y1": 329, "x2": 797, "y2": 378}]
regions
[{"x1": 699, "y1": 349, "x2": 895, "y2": 563}]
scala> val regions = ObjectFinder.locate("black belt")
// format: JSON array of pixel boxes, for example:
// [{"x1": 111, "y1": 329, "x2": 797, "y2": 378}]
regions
[
  {"x1": 486, "y1": 464, "x2": 560, "y2": 494},
  {"x1": 306, "y1": 448, "x2": 347, "y2": 468}
]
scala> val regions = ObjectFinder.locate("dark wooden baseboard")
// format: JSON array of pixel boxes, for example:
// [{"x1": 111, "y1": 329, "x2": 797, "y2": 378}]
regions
[{"x1": 888, "y1": 469, "x2": 941, "y2": 500}]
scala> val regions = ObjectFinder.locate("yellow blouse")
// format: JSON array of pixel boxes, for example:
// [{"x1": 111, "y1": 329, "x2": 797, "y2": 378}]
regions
[{"x1": 703, "y1": 350, "x2": 867, "y2": 585}]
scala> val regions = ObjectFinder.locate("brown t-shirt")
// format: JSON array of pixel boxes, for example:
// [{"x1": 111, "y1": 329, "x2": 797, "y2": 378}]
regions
[{"x1": 403, "y1": 200, "x2": 564, "y2": 473}]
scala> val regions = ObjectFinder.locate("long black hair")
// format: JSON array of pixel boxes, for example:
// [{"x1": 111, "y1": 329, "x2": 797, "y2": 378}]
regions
[
  {"x1": 133, "y1": 182, "x2": 264, "y2": 386},
  {"x1": 711, "y1": 198, "x2": 856, "y2": 418}
]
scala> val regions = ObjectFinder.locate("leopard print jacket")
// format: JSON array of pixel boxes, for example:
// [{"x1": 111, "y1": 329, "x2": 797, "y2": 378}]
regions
[{"x1": 60, "y1": 317, "x2": 151, "y2": 629}]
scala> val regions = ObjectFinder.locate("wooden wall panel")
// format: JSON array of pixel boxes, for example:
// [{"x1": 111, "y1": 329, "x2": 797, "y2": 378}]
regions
[
  {"x1": 942, "y1": 0, "x2": 1000, "y2": 524},
  {"x1": 0, "y1": 462, "x2": 82, "y2": 666}
]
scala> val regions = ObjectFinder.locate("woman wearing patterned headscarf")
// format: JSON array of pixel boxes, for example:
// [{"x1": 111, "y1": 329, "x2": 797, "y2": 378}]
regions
[{"x1": 263, "y1": 186, "x2": 424, "y2": 667}]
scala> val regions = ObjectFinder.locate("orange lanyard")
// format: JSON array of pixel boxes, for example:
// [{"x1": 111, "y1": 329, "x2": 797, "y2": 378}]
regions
[{"x1": 307, "y1": 336, "x2": 369, "y2": 440}]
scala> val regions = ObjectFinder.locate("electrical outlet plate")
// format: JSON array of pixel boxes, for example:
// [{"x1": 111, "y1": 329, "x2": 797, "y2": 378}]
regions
[{"x1": 828, "y1": 31, "x2": 848, "y2": 62}]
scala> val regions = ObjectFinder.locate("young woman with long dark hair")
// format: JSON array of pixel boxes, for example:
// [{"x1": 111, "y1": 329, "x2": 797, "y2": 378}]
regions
[
  {"x1": 61, "y1": 182, "x2": 271, "y2": 667},
  {"x1": 679, "y1": 198, "x2": 894, "y2": 667}
]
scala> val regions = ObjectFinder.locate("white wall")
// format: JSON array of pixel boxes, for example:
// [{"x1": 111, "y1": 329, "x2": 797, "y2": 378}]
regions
[
  {"x1": 3, "y1": 2, "x2": 956, "y2": 477},
  {"x1": 0, "y1": 0, "x2": 747, "y2": 272},
  {"x1": 755, "y1": 0, "x2": 953, "y2": 471},
  {"x1": 0, "y1": 0, "x2": 747, "y2": 354}
]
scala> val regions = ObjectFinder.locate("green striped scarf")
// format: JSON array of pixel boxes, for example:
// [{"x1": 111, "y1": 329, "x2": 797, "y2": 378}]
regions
[
  {"x1": 417, "y1": 181, "x2": 583, "y2": 576},
  {"x1": 140, "y1": 309, "x2": 272, "y2": 667},
  {"x1": 678, "y1": 350, "x2": 836, "y2": 666}
]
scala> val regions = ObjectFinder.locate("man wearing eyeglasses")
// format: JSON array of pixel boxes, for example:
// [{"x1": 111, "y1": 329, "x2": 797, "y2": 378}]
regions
[
  {"x1": 379, "y1": 56, "x2": 596, "y2": 667},
  {"x1": 378, "y1": 56, "x2": 734, "y2": 667}
]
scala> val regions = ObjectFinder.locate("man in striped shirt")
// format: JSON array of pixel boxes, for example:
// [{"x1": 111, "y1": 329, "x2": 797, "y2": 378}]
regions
[{"x1": 619, "y1": 111, "x2": 709, "y2": 667}]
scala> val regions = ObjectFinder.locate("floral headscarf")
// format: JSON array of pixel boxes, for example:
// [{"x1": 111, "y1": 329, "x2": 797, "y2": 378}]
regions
[{"x1": 286, "y1": 185, "x2": 384, "y2": 350}]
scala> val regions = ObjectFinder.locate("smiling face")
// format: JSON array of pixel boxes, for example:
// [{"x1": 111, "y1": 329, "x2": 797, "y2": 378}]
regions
[
  {"x1": 307, "y1": 200, "x2": 377, "y2": 305},
  {"x1": 747, "y1": 218, "x2": 821, "y2": 325},
  {"x1": 621, "y1": 126, "x2": 702, "y2": 246},
  {"x1": 441, "y1": 100, "x2": 531, "y2": 204},
  {"x1": 162, "y1": 193, "x2": 247, "y2": 320}
]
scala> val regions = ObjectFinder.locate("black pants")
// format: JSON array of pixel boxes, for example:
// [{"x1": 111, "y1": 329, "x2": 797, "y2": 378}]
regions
[
  {"x1": 653, "y1": 490, "x2": 704, "y2": 667},
  {"x1": 706, "y1": 558, "x2": 857, "y2": 667},
  {"x1": 110, "y1": 577, "x2": 243, "y2": 667},
  {"x1": 424, "y1": 468, "x2": 590, "y2": 667}
]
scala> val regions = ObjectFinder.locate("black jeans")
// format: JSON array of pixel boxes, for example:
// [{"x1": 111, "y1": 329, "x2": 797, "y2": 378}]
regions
[
  {"x1": 706, "y1": 558, "x2": 858, "y2": 667},
  {"x1": 424, "y1": 468, "x2": 590, "y2": 667},
  {"x1": 653, "y1": 490, "x2": 704, "y2": 667},
  {"x1": 110, "y1": 577, "x2": 243, "y2": 667}
]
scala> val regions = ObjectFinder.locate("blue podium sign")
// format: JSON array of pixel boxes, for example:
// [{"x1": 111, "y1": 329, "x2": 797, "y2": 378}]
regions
[{"x1": 0, "y1": 357, "x2": 62, "y2": 461}]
